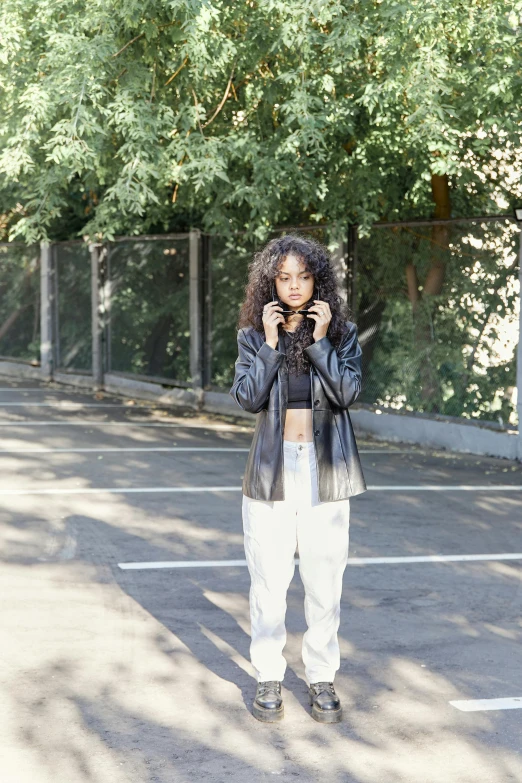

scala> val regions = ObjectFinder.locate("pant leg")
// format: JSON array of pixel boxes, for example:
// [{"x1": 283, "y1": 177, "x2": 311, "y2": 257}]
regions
[
  {"x1": 242, "y1": 442, "x2": 300, "y2": 682},
  {"x1": 295, "y1": 443, "x2": 351, "y2": 686}
]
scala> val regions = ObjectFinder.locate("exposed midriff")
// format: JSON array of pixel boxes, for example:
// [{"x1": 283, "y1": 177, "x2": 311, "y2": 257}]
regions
[{"x1": 282, "y1": 328, "x2": 313, "y2": 443}]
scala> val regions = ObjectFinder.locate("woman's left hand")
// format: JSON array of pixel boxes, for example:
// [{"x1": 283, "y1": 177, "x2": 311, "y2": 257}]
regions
[{"x1": 306, "y1": 300, "x2": 332, "y2": 342}]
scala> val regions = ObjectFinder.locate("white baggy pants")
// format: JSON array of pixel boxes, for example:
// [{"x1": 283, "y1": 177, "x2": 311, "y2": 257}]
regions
[{"x1": 242, "y1": 439, "x2": 350, "y2": 687}]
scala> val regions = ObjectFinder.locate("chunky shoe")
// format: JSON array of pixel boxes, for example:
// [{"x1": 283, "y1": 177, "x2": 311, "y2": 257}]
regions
[
  {"x1": 308, "y1": 681, "x2": 342, "y2": 723},
  {"x1": 252, "y1": 680, "x2": 284, "y2": 722}
]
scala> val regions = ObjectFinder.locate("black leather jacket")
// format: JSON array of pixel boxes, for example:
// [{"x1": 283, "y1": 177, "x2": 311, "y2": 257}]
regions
[{"x1": 229, "y1": 322, "x2": 367, "y2": 502}]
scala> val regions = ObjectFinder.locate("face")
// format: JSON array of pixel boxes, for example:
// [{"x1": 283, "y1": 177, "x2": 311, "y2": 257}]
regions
[{"x1": 274, "y1": 253, "x2": 315, "y2": 310}]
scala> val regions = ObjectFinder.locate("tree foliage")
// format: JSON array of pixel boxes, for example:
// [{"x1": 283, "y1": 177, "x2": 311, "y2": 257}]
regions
[{"x1": 0, "y1": 0, "x2": 520, "y2": 242}]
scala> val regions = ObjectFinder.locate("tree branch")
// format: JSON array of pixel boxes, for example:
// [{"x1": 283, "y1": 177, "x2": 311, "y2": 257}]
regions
[
  {"x1": 112, "y1": 22, "x2": 176, "y2": 59},
  {"x1": 112, "y1": 33, "x2": 145, "y2": 59},
  {"x1": 165, "y1": 56, "x2": 188, "y2": 87},
  {"x1": 202, "y1": 66, "x2": 235, "y2": 128}
]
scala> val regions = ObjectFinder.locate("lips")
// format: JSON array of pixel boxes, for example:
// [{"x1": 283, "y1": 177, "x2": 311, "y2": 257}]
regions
[{"x1": 289, "y1": 296, "x2": 301, "y2": 299}]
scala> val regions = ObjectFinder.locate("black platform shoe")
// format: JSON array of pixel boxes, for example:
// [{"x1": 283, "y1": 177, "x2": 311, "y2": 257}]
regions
[
  {"x1": 252, "y1": 680, "x2": 284, "y2": 722},
  {"x1": 308, "y1": 681, "x2": 342, "y2": 723}
]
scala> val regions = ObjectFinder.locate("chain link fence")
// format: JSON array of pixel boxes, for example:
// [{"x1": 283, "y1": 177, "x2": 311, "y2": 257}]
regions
[
  {"x1": 54, "y1": 241, "x2": 92, "y2": 374},
  {"x1": 356, "y1": 218, "x2": 519, "y2": 428},
  {"x1": 106, "y1": 236, "x2": 191, "y2": 384},
  {"x1": 1, "y1": 219, "x2": 519, "y2": 431},
  {"x1": 0, "y1": 242, "x2": 40, "y2": 363}
]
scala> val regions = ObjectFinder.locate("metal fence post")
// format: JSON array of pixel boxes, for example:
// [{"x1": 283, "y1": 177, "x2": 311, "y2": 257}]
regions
[
  {"x1": 517, "y1": 223, "x2": 522, "y2": 462},
  {"x1": 189, "y1": 228, "x2": 203, "y2": 393},
  {"x1": 40, "y1": 242, "x2": 53, "y2": 381},
  {"x1": 201, "y1": 232, "x2": 212, "y2": 389},
  {"x1": 90, "y1": 243, "x2": 104, "y2": 389}
]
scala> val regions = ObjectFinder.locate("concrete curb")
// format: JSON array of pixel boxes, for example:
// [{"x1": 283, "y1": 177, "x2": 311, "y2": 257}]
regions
[
  {"x1": 103, "y1": 373, "x2": 200, "y2": 410},
  {"x1": 349, "y1": 407, "x2": 518, "y2": 461},
  {"x1": 0, "y1": 360, "x2": 43, "y2": 380}
]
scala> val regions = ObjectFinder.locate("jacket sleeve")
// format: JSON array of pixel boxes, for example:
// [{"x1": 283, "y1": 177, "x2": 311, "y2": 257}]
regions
[
  {"x1": 229, "y1": 328, "x2": 285, "y2": 413},
  {"x1": 303, "y1": 322, "x2": 363, "y2": 409}
]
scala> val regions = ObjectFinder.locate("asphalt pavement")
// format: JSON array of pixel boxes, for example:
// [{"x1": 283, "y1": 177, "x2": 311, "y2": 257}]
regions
[{"x1": 1, "y1": 376, "x2": 521, "y2": 783}]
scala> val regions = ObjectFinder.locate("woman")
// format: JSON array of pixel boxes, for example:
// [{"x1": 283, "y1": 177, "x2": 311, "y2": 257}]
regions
[{"x1": 229, "y1": 233, "x2": 367, "y2": 724}]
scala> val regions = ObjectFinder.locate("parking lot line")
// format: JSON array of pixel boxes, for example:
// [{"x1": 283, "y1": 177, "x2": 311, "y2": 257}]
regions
[
  {"x1": 0, "y1": 421, "x2": 231, "y2": 428},
  {"x1": 0, "y1": 447, "x2": 416, "y2": 454},
  {"x1": 449, "y1": 697, "x2": 522, "y2": 712},
  {"x1": 0, "y1": 485, "x2": 242, "y2": 495},
  {"x1": 117, "y1": 552, "x2": 522, "y2": 570},
  {"x1": 0, "y1": 484, "x2": 520, "y2": 496},
  {"x1": 368, "y1": 485, "x2": 522, "y2": 490},
  {"x1": 0, "y1": 484, "x2": 521, "y2": 496},
  {"x1": 0, "y1": 402, "x2": 141, "y2": 407},
  {"x1": 0, "y1": 447, "x2": 251, "y2": 454}
]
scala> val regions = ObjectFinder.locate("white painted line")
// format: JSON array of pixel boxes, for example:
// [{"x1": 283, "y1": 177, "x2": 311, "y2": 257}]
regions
[
  {"x1": 367, "y1": 485, "x2": 522, "y2": 491},
  {"x1": 348, "y1": 553, "x2": 522, "y2": 564},
  {"x1": 118, "y1": 552, "x2": 522, "y2": 570},
  {"x1": 0, "y1": 485, "x2": 242, "y2": 496},
  {"x1": 449, "y1": 697, "x2": 522, "y2": 712},
  {"x1": 120, "y1": 559, "x2": 253, "y2": 570},
  {"x1": 0, "y1": 402, "x2": 143, "y2": 408},
  {"x1": 0, "y1": 447, "x2": 250, "y2": 454},
  {"x1": 0, "y1": 438, "x2": 454, "y2": 455},
  {"x1": 0, "y1": 485, "x2": 521, "y2": 496},
  {"x1": 0, "y1": 421, "x2": 219, "y2": 428}
]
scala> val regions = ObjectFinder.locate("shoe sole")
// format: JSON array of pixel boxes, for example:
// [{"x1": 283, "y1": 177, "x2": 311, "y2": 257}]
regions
[
  {"x1": 309, "y1": 695, "x2": 342, "y2": 723},
  {"x1": 252, "y1": 701, "x2": 285, "y2": 722}
]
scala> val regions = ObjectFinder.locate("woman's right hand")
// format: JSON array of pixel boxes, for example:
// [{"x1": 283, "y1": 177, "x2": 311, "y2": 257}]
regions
[{"x1": 263, "y1": 301, "x2": 284, "y2": 346}]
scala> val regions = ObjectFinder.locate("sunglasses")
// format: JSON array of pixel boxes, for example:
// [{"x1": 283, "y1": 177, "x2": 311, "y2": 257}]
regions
[{"x1": 270, "y1": 282, "x2": 321, "y2": 317}]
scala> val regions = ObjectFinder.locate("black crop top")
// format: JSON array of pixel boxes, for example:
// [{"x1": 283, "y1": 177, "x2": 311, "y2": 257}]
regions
[{"x1": 283, "y1": 330, "x2": 312, "y2": 409}]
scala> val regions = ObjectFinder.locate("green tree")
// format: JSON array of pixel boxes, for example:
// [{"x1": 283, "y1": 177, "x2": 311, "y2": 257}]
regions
[{"x1": 0, "y1": 0, "x2": 520, "y2": 243}]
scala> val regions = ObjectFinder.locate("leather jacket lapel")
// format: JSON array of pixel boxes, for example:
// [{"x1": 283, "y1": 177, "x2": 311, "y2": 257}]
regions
[{"x1": 277, "y1": 329, "x2": 288, "y2": 417}]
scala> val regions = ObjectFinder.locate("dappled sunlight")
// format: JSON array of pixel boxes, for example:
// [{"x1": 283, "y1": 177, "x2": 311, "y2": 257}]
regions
[
  {"x1": 1, "y1": 538, "x2": 521, "y2": 781},
  {"x1": 483, "y1": 623, "x2": 519, "y2": 640},
  {"x1": 122, "y1": 516, "x2": 245, "y2": 552},
  {"x1": 198, "y1": 623, "x2": 252, "y2": 675},
  {"x1": 486, "y1": 561, "x2": 522, "y2": 581},
  {"x1": 474, "y1": 496, "x2": 522, "y2": 516},
  {"x1": 394, "y1": 495, "x2": 425, "y2": 506},
  {"x1": 1, "y1": 378, "x2": 521, "y2": 781},
  {"x1": 202, "y1": 590, "x2": 251, "y2": 635},
  {"x1": 0, "y1": 449, "x2": 246, "y2": 491},
  {"x1": 442, "y1": 614, "x2": 481, "y2": 637},
  {"x1": 0, "y1": 493, "x2": 247, "y2": 564},
  {"x1": 5, "y1": 552, "x2": 522, "y2": 783}
]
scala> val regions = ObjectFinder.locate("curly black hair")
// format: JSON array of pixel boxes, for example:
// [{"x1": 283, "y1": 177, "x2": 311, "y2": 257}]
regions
[{"x1": 236, "y1": 233, "x2": 354, "y2": 376}]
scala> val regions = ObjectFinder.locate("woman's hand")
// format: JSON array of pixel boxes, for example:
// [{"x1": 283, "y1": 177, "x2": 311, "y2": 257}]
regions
[
  {"x1": 262, "y1": 301, "x2": 284, "y2": 345},
  {"x1": 307, "y1": 300, "x2": 332, "y2": 341}
]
